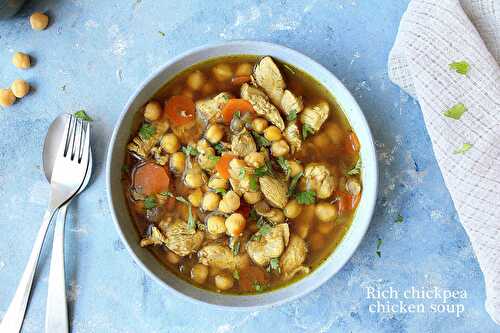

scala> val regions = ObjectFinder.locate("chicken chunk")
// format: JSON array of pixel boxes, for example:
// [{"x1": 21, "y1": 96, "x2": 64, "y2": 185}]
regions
[
  {"x1": 240, "y1": 83, "x2": 285, "y2": 130},
  {"x1": 195, "y1": 92, "x2": 232, "y2": 124},
  {"x1": 246, "y1": 223, "x2": 290, "y2": 266},
  {"x1": 252, "y1": 56, "x2": 286, "y2": 107},
  {"x1": 198, "y1": 244, "x2": 246, "y2": 271},
  {"x1": 139, "y1": 226, "x2": 167, "y2": 247},
  {"x1": 231, "y1": 129, "x2": 257, "y2": 157},
  {"x1": 158, "y1": 218, "x2": 204, "y2": 256},
  {"x1": 280, "y1": 234, "x2": 310, "y2": 280},
  {"x1": 284, "y1": 121, "x2": 302, "y2": 153},
  {"x1": 127, "y1": 121, "x2": 170, "y2": 159},
  {"x1": 259, "y1": 176, "x2": 288, "y2": 209},
  {"x1": 280, "y1": 90, "x2": 303, "y2": 116},
  {"x1": 300, "y1": 101, "x2": 330, "y2": 133},
  {"x1": 304, "y1": 163, "x2": 336, "y2": 199}
]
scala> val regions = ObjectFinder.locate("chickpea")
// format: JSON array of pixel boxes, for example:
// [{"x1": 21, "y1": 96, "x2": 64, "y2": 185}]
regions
[
  {"x1": 326, "y1": 123, "x2": 344, "y2": 145},
  {"x1": 315, "y1": 202, "x2": 338, "y2": 223},
  {"x1": 30, "y1": 12, "x2": 49, "y2": 30},
  {"x1": 10, "y1": 79, "x2": 30, "y2": 98},
  {"x1": 166, "y1": 251, "x2": 180, "y2": 264},
  {"x1": 184, "y1": 170, "x2": 203, "y2": 188},
  {"x1": 263, "y1": 126, "x2": 282, "y2": 141},
  {"x1": 201, "y1": 81, "x2": 215, "y2": 95},
  {"x1": 202, "y1": 192, "x2": 220, "y2": 211},
  {"x1": 212, "y1": 63, "x2": 233, "y2": 82},
  {"x1": 243, "y1": 191, "x2": 262, "y2": 204},
  {"x1": 317, "y1": 221, "x2": 335, "y2": 235},
  {"x1": 12, "y1": 52, "x2": 31, "y2": 69},
  {"x1": 186, "y1": 70, "x2": 205, "y2": 91},
  {"x1": 214, "y1": 274, "x2": 234, "y2": 291},
  {"x1": 144, "y1": 101, "x2": 162, "y2": 121},
  {"x1": 252, "y1": 117, "x2": 268, "y2": 133},
  {"x1": 244, "y1": 152, "x2": 265, "y2": 168},
  {"x1": 235, "y1": 62, "x2": 253, "y2": 76},
  {"x1": 208, "y1": 173, "x2": 228, "y2": 190},
  {"x1": 205, "y1": 124, "x2": 224, "y2": 144},
  {"x1": 188, "y1": 189, "x2": 203, "y2": 207},
  {"x1": 160, "y1": 133, "x2": 180, "y2": 153},
  {"x1": 309, "y1": 232, "x2": 325, "y2": 251},
  {"x1": 284, "y1": 199, "x2": 302, "y2": 219},
  {"x1": 0, "y1": 89, "x2": 16, "y2": 107},
  {"x1": 225, "y1": 213, "x2": 246, "y2": 237},
  {"x1": 169, "y1": 151, "x2": 186, "y2": 174},
  {"x1": 191, "y1": 264, "x2": 209, "y2": 284},
  {"x1": 288, "y1": 160, "x2": 303, "y2": 177},
  {"x1": 218, "y1": 190, "x2": 241, "y2": 213},
  {"x1": 271, "y1": 140, "x2": 290, "y2": 157},
  {"x1": 206, "y1": 215, "x2": 226, "y2": 234}
]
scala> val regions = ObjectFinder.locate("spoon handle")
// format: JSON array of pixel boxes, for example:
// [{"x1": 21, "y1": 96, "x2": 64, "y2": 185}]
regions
[
  {"x1": 45, "y1": 203, "x2": 69, "y2": 333},
  {"x1": 0, "y1": 207, "x2": 57, "y2": 333}
]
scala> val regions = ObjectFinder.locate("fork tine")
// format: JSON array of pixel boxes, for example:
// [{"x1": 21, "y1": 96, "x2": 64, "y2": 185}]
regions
[
  {"x1": 57, "y1": 114, "x2": 74, "y2": 158},
  {"x1": 79, "y1": 122, "x2": 91, "y2": 165},
  {"x1": 71, "y1": 119, "x2": 84, "y2": 161}
]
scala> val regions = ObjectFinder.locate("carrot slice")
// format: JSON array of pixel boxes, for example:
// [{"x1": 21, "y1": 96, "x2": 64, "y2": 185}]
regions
[
  {"x1": 231, "y1": 75, "x2": 251, "y2": 86},
  {"x1": 337, "y1": 191, "x2": 361, "y2": 215},
  {"x1": 345, "y1": 132, "x2": 360, "y2": 154},
  {"x1": 133, "y1": 162, "x2": 170, "y2": 196},
  {"x1": 164, "y1": 95, "x2": 196, "y2": 126},
  {"x1": 215, "y1": 154, "x2": 236, "y2": 179},
  {"x1": 221, "y1": 99, "x2": 255, "y2": 124}
]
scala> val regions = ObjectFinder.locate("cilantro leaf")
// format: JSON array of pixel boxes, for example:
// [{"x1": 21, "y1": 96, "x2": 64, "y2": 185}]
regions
[
  {"x1": 144, "y1": 195, "x2": 157, "y2": 209},
  {"x1": 288, "y1": 171, "x2": 303, "y2": 196},
  {"x1": 213, "y1": 143, "x2": 227, "y2": 154},
  {"x1": 443, "y1": 103, "x2": 467, "y2": 120},
  {"x1": 296, "y1": 190, "x2": 316, "y2": 205},
  {"x1": 253, "y1": 281, "x2": 266, "y2": 292},
  {"x1": 160, "y1": 191, "x2": 174, "y2": 197},
  {"x1": 249, "y1": 208, "x2": 258, "y2": 222},
  {"x1": 74, "y1": 110, "x2": 93, "y2": 121},
  {"x1": 287, "y1": 110, "x2": 297, "y2": 121},
  {"x1": 449, "y1": 61, "x2": 469, "y2": 75},
  {"x1": 214, "y1": 188, "x2": 227, "y2": 195},
  {"x1": 239, "y1": 168, "x2": 246, "y2": 179},
  {"x1": 254, "y1": 162, "x2": 272, "y2": 177},
  {"x1": 252, "y1": 131, "x2": 271, "y2": 148},
  {"x1": 186, "y1": 204, "x2": 196, "y2": 230},
  {"x1": 229, "y1": 238, "x2": 240, "y2": 256},
  {"x1": 249, "y1": 175, "x2": 259, "y2": 191},
  {"x1": 267, "y1": 257, "x2": 281, "y2": 273},
  {"x1": 139, "y1": 123, "x2": 156, "y2": 140},
  {"x1": 233, "y1": 270, "x2": 240, "y2": 280},
  {"x1": 276, "y1": 157, "x2": 291, "y2": 177},
  {"x1": 302, "y1": 124, "x2": 314, "y2": 140},
  {"x1": 453, "y1": 143, "x2": 473, "y2": 154},
  {"x1": 347, "y1": 159, "x2": 362, "y2": 176},
  {"x1": 376, "y1": 238, "x2": 383, "y2": 257},
  {"x1": 182, "y1": 145, "x2": 199, "y2": 156}
]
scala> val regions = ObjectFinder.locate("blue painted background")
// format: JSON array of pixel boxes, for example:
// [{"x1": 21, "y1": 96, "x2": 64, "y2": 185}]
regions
[{"x1": 0, "y1": 0, "x2": 497, "y2": 332}]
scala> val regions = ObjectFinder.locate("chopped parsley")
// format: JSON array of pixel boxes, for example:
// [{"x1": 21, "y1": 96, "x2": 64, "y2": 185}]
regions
[
  {"x1": 239, "y1": 167, "x2": 246, "y2": 179},
  {"x1": 144, "y1": 195, "x2": 157, "y2": 209},
  {"x1": 302, "y1": 124, "x2": 315, "y2": 140},
  {"x1": 233, "y1": 270, "x2": 240, "y2": 280},
  {"x1": 453, "y1": 143, "x2": 473, "y2": 154},
  {"x1": 395, "y1": 214, "x2": 404, "y2": 224},
  {"x1": 229, "y1": 238, "x2": 240, "y2": 256},
  {"x1": 251, "y1": 223, "x2": 272, "y2": 241},
  {"x1": 182, "y1": 145, "x2": 199, "y2": 156},
  {"x1": 252, "y1": 131, "x2": 271, "y2": 148},
  {"x1": 249, "y1": 208, "x2": 258, "y2": 222},
  {"x1": 287, "y1": 171, "x2": 303, "y2": 196},
  {"x1": 347, "y1": 159, "x2": 362, "y2": 176},
  {"x1": 253, "y1": 281, "x2": 266, "y2": 292},
  {"x1": 171, "y1": 195, "x2": 196, "y2": 230},
  {"x1": 139, "y1": 123, "x2": 156, "y2": 140},
  {"x1": 74, "y1": 110, "x2": 93, "y2": 121},
  {"x1": 249, "y1": 175, "x2": 259, "y2": 191},
  {"x1": 214, "y1": 188, "x2": 227, "y2": 195},
  {"x1": 254, "y1": 162, "x2": 272, "y2": 177},
  {"x1": 158, "y1": 31, "x2": 166, "y2": 37},
  {"x1": 213, "y1": 143, "x2": 227, "y2": 154},
  {"x1": 443, "y1": 103, "x2": 467, "y2": 120},
  {"x1": 449, "y1": 61, "x2": 469, "y2": 75},
  {"x1": 287, "y1": 110, "x2": 297, "y2": 121},
  {"x1": 267, "y1": 257, "x2": 281, "y2": 273},
  {"x1": 276, "y1": 157, "x2": 291, "y2": 177},
  {"x1": 296, "y1": 190, "x2": 316, "y2": 205},
  {"x1": 376, "y1": 238, "x2": 383, "y2": 257},
  {"x1": 160, "y1": 191, "x2": 174, "y2": 197}
]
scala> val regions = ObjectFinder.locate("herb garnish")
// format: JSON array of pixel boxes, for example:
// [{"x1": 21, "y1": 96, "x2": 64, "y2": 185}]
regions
[
  {"x1": 287, "y1": 110, "x2": 297, "y2": 121},
  {"x1": 443, "y1": 103, "x2": 467, "y2": 120},
  {"x1": 302, "y1": 124, "x2": 315, "y2": 140},
  {"x1": 253, "y1": 281, "x2": 266, "y2": 292},
  {"x1": 251, "y1": 223, "x2": 272, "y2": 241},
  {"x1": 160, "y1": 191, "x2": 174, "y2": 197},
  {"x1": 213, "y1": 143, "x2": 227, "y2": 154},
  {"x1": 172, "y1": 195, "x2": 196, "y2": 230},
  {"x1": 249, "y1": 208, "x2": 258, "y2": 222},
  {"x1": 267, "y1": 257, "x2": 281, "y2": 273},
  {"x1": 230, "y1": 238, "x2": 240, "y2": 256},
  {"x1": 239, "y1": 167, "x2": 246, "y2": 179},
  {"x1": 453, "y1": 143, "x2": 472, "y2": 155},
  {"x1": 182, "y1": 145, "x2": 199, "y2": 156},
  {"x1": 252, "y1": 131, "x2": 271, "y2": 148},
  {"x1": 296, "y1": 190, "x2": 316, "y2": 205},
  {"x1": 276, "y1": 157, "x2": 291, "y2": 178},
  {"x1": 287, "y1": 171, "x2": 303, "y2": 196},
  {"x1": 449, "y1": 61, "x2": 469, "y2": 75},
  {"x1": 254, "y1": 161, "x2": 274, "y2": 177},
  {"x1": 214, "y1": 188, "x2": 227, "y2": 195},
  {"x1": 249, "y1": 175, "x2": 259, "y2": 191},
  {"x1": 74, "y1": 110, "x2": 93, "y2": 121},
  {"x1": 395, "y1": 214, "x2": 404, "y2": 224},
  {"x1": 144, "y1": 195, "x2": 157, "y2": 209},
  {"x1": 233, "y1": 270, "x2": 240, "y2": 280},
  {"x1": 376, "y1": 238, "x2": 383, "y2": 257},
  {"x1": 139, "y1": 123, "x2": 156, "y2": 140},
  {"x1": 158, "y1": 31, "x2": 166, "y2": 37},
  {"x1": 347, "y1": 159, "x2": 362, "y2": 176}
]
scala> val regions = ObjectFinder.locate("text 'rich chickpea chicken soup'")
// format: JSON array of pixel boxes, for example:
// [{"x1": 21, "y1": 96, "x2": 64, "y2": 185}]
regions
[{"x1": 122, "y1": 56, "x2": 362, "y2": 294}]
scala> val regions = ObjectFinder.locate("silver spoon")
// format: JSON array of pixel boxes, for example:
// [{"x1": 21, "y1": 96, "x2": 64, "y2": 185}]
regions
[{"x1": 43, "y1": 114, "x2": 92, "y2": 333}]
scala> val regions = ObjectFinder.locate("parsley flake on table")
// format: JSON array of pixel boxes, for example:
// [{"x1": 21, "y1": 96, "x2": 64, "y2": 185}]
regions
[
  {"x1": 376, "y1": 238, "x2": 383, "y2": 257},
  {"x1": 347, "y1": 159, "x2": 362, "y2": 175},
  {"x1": 158, "y1": 31, "x2": 166, "y2": 37},
  {"x1": 74, "y1": 110, "x2": 93, "y2": 121},
  {"x1": 139, "y1": 123, "x2": 156, "y2": 140},
  {"x1": 453, "y1": 143, "x2": 473, "y2": 155},
  {"x1": 395, "y1": 214, "x2": 404, "y2": 224},
  {"x1": 296, "y1": 190, "x2": 316, "y2": 205},
  {"x1": 449, "y1": 61, "x2": 469, "y2": 75},
  {"x1": 144, "y1": 195, "x2": 157, "y2": 209},
  {"x1": 443, "y1": 103, "x2": 467, "y2": 120}
]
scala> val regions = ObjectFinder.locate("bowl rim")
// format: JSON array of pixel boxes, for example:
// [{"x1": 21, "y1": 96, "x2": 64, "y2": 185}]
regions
[{"x1": 106, "y1": 40, "x2": 378, "y2": 310}]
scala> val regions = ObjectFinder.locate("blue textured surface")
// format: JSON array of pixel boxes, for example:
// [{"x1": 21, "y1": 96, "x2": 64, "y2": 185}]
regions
[{"x1": 0, "y1": 1, "x2": 498, "y2": 332}]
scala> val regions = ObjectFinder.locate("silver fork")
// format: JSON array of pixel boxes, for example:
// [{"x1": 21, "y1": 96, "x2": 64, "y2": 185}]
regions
[{"x1": 0, "y1": 115, "x2": 90, "y2": 333}]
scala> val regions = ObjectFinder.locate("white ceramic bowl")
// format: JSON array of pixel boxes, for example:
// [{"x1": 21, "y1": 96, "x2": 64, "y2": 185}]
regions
[{"x1": 106, "y1": 41, "x2": 378, "y2": 309}]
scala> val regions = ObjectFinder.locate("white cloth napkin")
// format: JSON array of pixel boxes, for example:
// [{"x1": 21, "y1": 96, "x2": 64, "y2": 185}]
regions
[{"x1": 388, "y1": 0, "x2": 500, "y2": 324}]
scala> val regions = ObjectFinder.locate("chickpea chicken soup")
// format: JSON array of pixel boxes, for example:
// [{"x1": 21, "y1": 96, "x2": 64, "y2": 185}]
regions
[{"x1": 122, "y1": 56, "x2": 362, "y2": 294}]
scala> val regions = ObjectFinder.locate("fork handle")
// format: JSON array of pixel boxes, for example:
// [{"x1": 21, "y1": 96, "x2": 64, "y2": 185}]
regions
[
  {"x1": 45, "y1": 203, "x2": 69, "y2": 333},
  {"x1": 0, "y1": 207, "x2": 57, "y2": 333}
]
